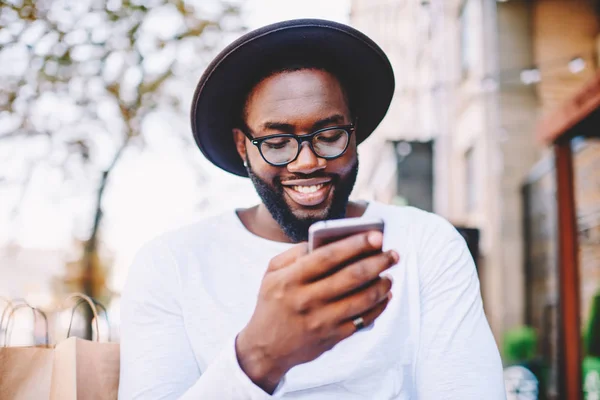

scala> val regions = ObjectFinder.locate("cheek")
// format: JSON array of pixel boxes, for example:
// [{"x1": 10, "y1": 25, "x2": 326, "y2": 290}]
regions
[
  {"x1": 247, "y1": 146, "x2": 281, "y2": 180},
  {"x1": 329, "y1": 146, "x2": 357, "y2": 175}
]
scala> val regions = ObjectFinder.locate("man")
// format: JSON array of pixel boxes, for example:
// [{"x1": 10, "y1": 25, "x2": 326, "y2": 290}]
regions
[{"x1": 119, "y1": 19, "x2": 505, "y2": 399}]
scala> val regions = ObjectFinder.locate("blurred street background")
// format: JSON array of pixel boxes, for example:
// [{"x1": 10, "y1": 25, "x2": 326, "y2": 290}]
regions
[{"x1": 1, "y1": 0, "x2": 599, "y2": 398}]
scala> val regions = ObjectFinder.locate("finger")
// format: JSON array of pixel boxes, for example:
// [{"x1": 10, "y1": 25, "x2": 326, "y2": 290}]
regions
[
  {"x1": 293, "y1": 231, "x2": 384, "y2": 282},
  {"x1": 336, "y1": 293, "x2": 391, "y2": 341},
  {"x1": 308, "y1": 250, "x2": 399, "y2": 302},
  {"x1": 267, "y1": 242, "x2": 308, "y2": 272},
  {"x1": 321, "y1": 277, "x2": 392, "y2": 325}
]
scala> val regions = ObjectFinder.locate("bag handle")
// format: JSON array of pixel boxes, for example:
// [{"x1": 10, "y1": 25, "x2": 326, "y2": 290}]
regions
[
  {"x1": 66, "y1": 297, "x2": 111, "y2": 342},
  {"x1": 62, "y1": 293, "x2": 100, "y2": 342},
  {"x1": 3, "y1": 303, "x2": 49, "y2": 347},
  {"x1": 0, "y1": 296, "x2": 13, "y2": 331},
  {"x1": 0, "y1": 297, "x2": 13, "y2": 345},
  {"x1": 0, "y1": 297, "x2": 28, "y2": 331}
]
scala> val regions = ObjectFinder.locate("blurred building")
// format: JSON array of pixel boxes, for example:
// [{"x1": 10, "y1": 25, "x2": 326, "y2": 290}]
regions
[
  {"x1": 518, "y1": 1, "x2": 600, "y2": 397},
  {"x1": 427, "y1": 0, "x2": 545, "y2": 345},
  {"x1": 517, "y1": 0, "x2": 600, "y2": 329},
  {"x1": 351, "y1": 0, "x2": 538, "y2": 342},
  {"x1": 351, "y1": 0, "x2": 600, "y2": 356},
  {"x1": 350, "y1": 0, "x2": 436, "y2": 206}
]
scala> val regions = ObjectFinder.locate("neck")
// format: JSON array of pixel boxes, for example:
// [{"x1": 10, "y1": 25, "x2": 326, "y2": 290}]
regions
[{"x1": 237, "y1": 201, "x2": 368, "y2": 243}]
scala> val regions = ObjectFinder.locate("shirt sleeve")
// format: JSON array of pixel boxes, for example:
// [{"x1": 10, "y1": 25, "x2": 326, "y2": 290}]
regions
[
  {"x1": 118, "y1": 239, "x2": 285, "y2": 400},
  {"x1": 415, "y1": 215, "x2": 506, "y2": 400}
]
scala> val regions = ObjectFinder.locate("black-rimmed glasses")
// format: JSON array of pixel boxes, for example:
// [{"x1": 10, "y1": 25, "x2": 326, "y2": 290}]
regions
[{"x1": 242, "y1": 124, "x2": 355, "y2": 167}]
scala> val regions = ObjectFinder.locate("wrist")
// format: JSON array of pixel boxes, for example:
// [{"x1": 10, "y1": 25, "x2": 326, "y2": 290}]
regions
[{"x1": 235, "y1": 331, "x2": 286, "y2": 394}]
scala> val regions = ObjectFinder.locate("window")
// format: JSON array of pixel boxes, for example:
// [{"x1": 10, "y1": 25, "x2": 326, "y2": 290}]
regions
[{"x1": 459, "y1": 0, "x2": 477, "y2": 79}]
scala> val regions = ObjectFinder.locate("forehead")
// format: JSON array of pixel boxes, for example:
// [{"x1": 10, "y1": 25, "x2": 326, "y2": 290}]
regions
[{"x1": 244, "y1": 69, "x2": 350, "y2": 127}]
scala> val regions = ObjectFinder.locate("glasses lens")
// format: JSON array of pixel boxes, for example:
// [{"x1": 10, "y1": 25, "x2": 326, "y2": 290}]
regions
[
  {"x1": 260, "y1": 136, "x2": 298, "y2": 165},
  {"x1": 313, "y1": 128, "x2": 349, "y2": 158}
]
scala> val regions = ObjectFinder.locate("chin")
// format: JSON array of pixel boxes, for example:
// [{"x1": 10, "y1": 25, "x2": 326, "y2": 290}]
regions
[
  {"x1": 290, "y1": 205, "x2": 331, "y2": 221},
  {"x1": 284, "y1": 192, "x2": 334, "y2": 221}
]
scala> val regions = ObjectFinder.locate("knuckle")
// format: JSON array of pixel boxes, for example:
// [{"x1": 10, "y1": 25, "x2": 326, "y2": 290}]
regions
[
  {"x1": 279, "y1": 274, "x2": 294, "y2": 291},
  {"x1": 350, "y1": 260, "x2": 370, "y2": 282},
  {"x1": 305, "y1": 316, "x2": 325, "y2": 335},
  {"x1": 272, "y1": 287, "x2": 286, "y2": 301},
  {"x1": 267, "y1": 258, "x2": 280, "y2": 271},
  {"x1": 319, "y1": 247, "x2": 336, "y2": 263},
  {"x1": 360, "y1": 232, "x2": 371, "y2": 248},
  {"x1": 263, "y1": 276, "x2": 290, "y2": 301},
  {"x1": 368, "y1": 286, "x2": 381, "y2": 304},
  {"x1": 293, "y1": 295, "x2": 313, "y2": 314}
]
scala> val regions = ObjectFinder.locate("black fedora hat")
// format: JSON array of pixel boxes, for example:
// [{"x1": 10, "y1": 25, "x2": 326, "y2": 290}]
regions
[{"x1": 190, "y1": 19, "x2": 395, "y2": 177}]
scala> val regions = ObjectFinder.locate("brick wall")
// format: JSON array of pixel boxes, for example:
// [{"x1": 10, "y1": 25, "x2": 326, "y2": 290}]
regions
[{"x1": 533, "y1": 0, "x2": 599, "y2": 111}]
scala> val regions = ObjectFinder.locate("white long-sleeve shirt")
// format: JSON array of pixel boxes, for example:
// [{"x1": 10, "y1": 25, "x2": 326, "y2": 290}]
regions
[{"x1": 118, "y1": 202, "x2": 506, "y2": 399}]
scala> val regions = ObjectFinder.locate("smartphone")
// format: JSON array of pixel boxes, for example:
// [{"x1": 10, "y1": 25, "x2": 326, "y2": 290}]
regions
[{"x1": 308, "y1": 217, "x2": 385, "y2": 252}]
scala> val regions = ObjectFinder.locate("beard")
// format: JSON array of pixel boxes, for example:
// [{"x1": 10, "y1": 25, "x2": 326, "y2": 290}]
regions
[{"x1": 246, "y1": 158, "x2": 359, "y2": 242}]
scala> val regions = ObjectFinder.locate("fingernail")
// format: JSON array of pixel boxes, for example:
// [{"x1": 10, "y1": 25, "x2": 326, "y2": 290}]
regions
[
  {"x1": 389, "y1": 251, "x2": 399, "y2": 263},
  {"x1": 368, "y1": 231, "x2": 383, "y2": 247},
  {"x1": 387, "y1": 292, "x2": 393, "y2": 301}
]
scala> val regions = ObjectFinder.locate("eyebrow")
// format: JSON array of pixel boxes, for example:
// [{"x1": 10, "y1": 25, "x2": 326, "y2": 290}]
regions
[{"x1": 261, "y1": 114, "x2": 348, "y2": 133}]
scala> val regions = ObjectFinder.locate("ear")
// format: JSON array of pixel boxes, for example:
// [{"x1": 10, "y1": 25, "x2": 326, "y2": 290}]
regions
[{"x1": 232, "y1": 128, "x2": 248, "y2": 164}]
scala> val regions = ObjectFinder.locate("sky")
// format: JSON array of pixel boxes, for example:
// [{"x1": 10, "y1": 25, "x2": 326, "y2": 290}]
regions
[{"x1": 0, "y1": 0, "x2": 352, "y2": 293}]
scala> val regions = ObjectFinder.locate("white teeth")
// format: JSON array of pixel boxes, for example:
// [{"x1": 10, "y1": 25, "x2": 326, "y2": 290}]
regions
[{"x1": 292, "y1": 184, "x2": 324, "y2": 194}]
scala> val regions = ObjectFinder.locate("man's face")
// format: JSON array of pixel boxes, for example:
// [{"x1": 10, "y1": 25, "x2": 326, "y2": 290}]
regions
[{"x1": 234, "y1": 69, "x2": 359, "y2": 241}]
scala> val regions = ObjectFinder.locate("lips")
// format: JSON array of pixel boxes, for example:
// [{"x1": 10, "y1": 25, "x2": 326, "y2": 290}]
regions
[{"x1": 281, "y1": 178, "x2": 333, "y2": 207}]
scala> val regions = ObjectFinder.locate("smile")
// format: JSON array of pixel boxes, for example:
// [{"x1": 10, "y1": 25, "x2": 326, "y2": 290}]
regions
[
  {"x1": 291, "y1": 184, "x2": 324, "y2": 194},
  {"x1": 281, "y1": 179, "x2": 333, "y2": 207}
]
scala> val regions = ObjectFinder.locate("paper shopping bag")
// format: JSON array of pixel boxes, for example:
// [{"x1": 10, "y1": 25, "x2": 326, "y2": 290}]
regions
[
  {"x1": 49, "y1": 336, "x2": 120, "y2": 400},
  {"x1": 48, "y1": 293, "x2": 120, "y2": 400},
  {"x1": 0, "y1": 346, "x2": 54, "y2": 399},
  {"x1": 0, "y1": 301, "x2": 53, "y2": 399}
]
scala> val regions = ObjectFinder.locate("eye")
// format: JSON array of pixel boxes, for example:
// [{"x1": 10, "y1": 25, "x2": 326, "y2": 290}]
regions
[
  {"x1": 264, "y1": 142, "x2": 287, "y2": 150},
  {"x1": 315, "y1": 129, "x2": 346, "y2": 143},
  {"x1": 262, "y1": 137, "x2": 293, "y2": 150}
]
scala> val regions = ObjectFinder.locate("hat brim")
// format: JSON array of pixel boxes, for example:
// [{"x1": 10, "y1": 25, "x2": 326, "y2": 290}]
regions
[{"x1": 190, "y1": 19, "x2": 395, "y2": 177}]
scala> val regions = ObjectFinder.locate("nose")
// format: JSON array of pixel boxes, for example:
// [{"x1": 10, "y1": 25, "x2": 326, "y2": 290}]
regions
[{"x1": 287, "y1": 142, "x2": 326, "y2": 175}]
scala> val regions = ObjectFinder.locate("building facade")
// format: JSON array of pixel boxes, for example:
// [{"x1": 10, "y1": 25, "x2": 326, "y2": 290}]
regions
[
  {"x1": 351, "y1": 0, "x2": 542, "y2": 342},
  {"x1": 350, "y1": 0, "x2": 436, "y2": 205},
  {"x1": 352, "y1": 0, "x2": 599, "y2": 347},
  {"x1": 352, "y1": 0, "x2": 600, "y2": 397}
]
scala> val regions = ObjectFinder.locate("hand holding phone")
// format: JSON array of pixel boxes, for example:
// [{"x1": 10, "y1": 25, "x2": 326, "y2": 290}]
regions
[
  {"x1": 237, "y1": 219, "x2": 396, "y2": 395},
  {"x1": 308, "y1": 217, "x2": 385, "y2": 252}
]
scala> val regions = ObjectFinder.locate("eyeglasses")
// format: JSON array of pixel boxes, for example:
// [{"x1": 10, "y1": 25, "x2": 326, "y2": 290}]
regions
[{"x1": 242, "y1": 124, "x2": 355, "y2": 167}]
